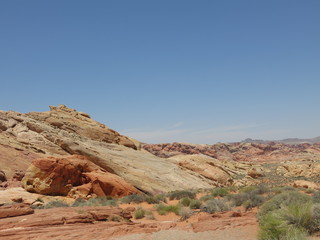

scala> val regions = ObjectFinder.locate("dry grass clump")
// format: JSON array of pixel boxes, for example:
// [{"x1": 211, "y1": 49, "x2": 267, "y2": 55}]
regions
[{"x1": 168, "y1": 190, "x2": 196, "y2": 200}]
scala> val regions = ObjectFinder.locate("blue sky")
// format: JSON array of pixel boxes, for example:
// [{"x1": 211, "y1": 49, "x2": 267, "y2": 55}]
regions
[{"x1": 1, "y1": 1, "x2": 319, "y2": 144}]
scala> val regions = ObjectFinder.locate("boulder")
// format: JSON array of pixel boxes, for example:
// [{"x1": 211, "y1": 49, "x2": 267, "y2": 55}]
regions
[{"x1": 22, "y1": 155, "x2": 139, "y2": 197}]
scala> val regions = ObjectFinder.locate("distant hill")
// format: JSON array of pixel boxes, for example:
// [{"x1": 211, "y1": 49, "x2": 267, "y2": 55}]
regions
[{"x1": 241, "y1": 136, "x2": 320, "y2": 144}]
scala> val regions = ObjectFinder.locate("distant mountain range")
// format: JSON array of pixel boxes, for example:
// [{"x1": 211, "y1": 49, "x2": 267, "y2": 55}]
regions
[{"x1": 241, "y1": 136, "x2": 320, "y2": 144}]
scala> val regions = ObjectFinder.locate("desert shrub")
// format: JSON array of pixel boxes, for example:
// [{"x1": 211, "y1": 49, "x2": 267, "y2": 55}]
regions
[
  {"x1": 72, "y1": 197, "x2": 117, "y2": 207},
  {"x1": 120, "y1": 194, "x2": 147, "y2": 204},
  {"x1": 189, "y1": 199, "x2": 201, "y2": 209},
  {"x1": 227, "y1": 192, "x2": 249, "y2": 206},
  {"x1": 312, "y1": 190, "x2": 320, "y2": 203},
  {"x1": 226, "y1": 190, "x2": 265, "y2": 210},
  {"x1": 178, "y1": 207, "x2": 194, "y2": 220},
  {"x1": 145, "y1": 210, "x2": 155, "y2": 220},
  {"x1": 156, "y1": 204, "x2": 181, "y2": 215},
  {"x1": 134, "y1": 206, "x2": 146, "y2": 219},
  {"x1": 253, "y1": 184, "x2": 270, "y2": 195},
  {"x1": 202, "y1": 199, "x2": 231, "y2": 213},
  {"x1": 310, "y1": 204, "x2": 320, "y2": 233},
  {"x1": 168, "y1": 190, "x2": 196, "y2": 200},
  {"x1": 199, "y1": 194, "x2": 213, "y2": 202},
  {"x1": 153, "y1": 194, "x2": 167, "y2": 203},
  {"x1": 257, "y1": 191, "x2": 320, "y2": 240},
  {"x1": 258, "y1": 203, "x2": 312, "y2": 240},
  {"x1": 240, "y1": 185, "x2": 257, "y2": 193},
  {"x1": 179, "y1": 197, "x2": 191, "y2": 207},
  {"x1": 258, "y1": 191, "x2": 311, "y2": 219},
  {"x1": 44, "y1": 200, "x2": 69, "y2": 209},
  {"x1": 211, "y1": 187, "x2": 229, "y2": 197},
  {"x1": 259, "y1": 209, "x2": 308, "y2": 240}
]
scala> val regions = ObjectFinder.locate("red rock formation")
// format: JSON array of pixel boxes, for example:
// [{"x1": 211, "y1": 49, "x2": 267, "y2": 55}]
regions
[
  {"x1": 143, "y1": 142, "x2": 320, "y2": 163},
  {"x1": 22, "y1": 155, "x2": 139, "y2": 198}
]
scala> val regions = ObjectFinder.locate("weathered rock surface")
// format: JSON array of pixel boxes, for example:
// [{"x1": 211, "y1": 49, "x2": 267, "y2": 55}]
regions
[
  {"x1": 168, "y1": 154, "x2": 255, "y2": 186},
  {"x1": 0, "y1": 203, "x2": 34, "y2": 219},
  {"x1": 0, "y1": 105, "x2": 215, "y2": 194},
  {"x1": 22, "y1": 155, "x2": 139, "y2": 198}
]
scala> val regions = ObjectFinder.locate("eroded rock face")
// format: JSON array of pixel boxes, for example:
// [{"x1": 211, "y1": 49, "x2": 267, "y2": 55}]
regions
[
  {"x1": 22, "y1": 155, "x2": 139, "y2": 198},
  {"x1": 27, "y1": 105, "x2": 139, "y2": 150}
]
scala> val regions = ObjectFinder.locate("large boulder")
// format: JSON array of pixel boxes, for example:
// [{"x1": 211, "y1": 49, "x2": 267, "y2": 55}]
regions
[{"x1": 21, "y1": 155, "x2": 139, "y2": 198}]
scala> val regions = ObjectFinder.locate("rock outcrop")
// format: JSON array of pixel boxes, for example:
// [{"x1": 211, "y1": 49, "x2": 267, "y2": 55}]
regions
[
  {"x1": 0, "y1": 105, "x2": 215, "y2": 194},
  {"x1": 22, "y1": 155, "x2": 139, "y2": 198},
  {"x1": 0, "y1": 203, "x2": 34, "y2": 219}
]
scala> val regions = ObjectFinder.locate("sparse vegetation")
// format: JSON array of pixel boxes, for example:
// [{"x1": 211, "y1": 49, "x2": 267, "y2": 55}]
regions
[
  {"x1": 43, "y1": 200, "x2": 70, "y2": 209},
  {"x1": 168, "y1": 190, "x2": 196, "y2": 200},
  {"x1": 72, "y1": 197, "x2": 117, "y2": 207},
  {"x1": 120, "y1": 194, "x2": 148, "y2": 204},
  {"x1": 134, "y1": 206, "x2": 146, "y2": 219},
  {"x1": 178, "y1": 207, "x2": 194, "y2": 220},
  {"x1": 211, "y1": 187, "x2": 229, "y2": 197},
  {"x1": 156, "y1": 204, "x2": 181, "y2": 215},
  {"x1": 189, "y1": 199, "x2": 202, "y2": 209},
  {"x1": 179, "y1": 197, "x2": 191, "y2": 207},
  {"x1": 202, "y1": 199, "x2": 231, "y2": 213}
]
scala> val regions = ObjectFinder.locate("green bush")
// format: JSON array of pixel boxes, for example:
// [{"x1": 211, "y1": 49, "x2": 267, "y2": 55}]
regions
[
  {"x1": 257, "y1": 191, "x2": 319, "y2": 240},
  {"x1": 258, "y1": 204, "x2": 311, "y2": 240},
  {"x1": 211, "y1": 187, "x2": 229, "y2": 197},
  {"x1": 258, "y1": 191, "x2": 311, "y2": 219},
  {"x1": 156, "y1": 204, "x2": 181, "y2": 215},
  {"x1": 179, "y1": 197, "x2": 191, "y2": 207},
  {"x1": 134, "y1": 206, "x2": 146, "y2": 219},
  {"x1": 168, "y1": 190, "x2": 196, "y2": 200},
  {"x1": 189, "y1": 199, "x2": 202, "y2": 209},
  {"x1": 202, "y1": 199, "x2": 231, "y2": 213}
]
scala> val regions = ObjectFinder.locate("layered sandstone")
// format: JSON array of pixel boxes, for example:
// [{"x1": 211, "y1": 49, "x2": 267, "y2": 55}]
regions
[{"x1": 0, "y1": 105, "x2": 214, "y2": 194}]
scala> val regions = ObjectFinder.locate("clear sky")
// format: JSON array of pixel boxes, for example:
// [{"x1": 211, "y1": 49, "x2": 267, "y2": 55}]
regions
[{"x1": 1, "y1": 1, "x2": 319, "y2": 144}]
